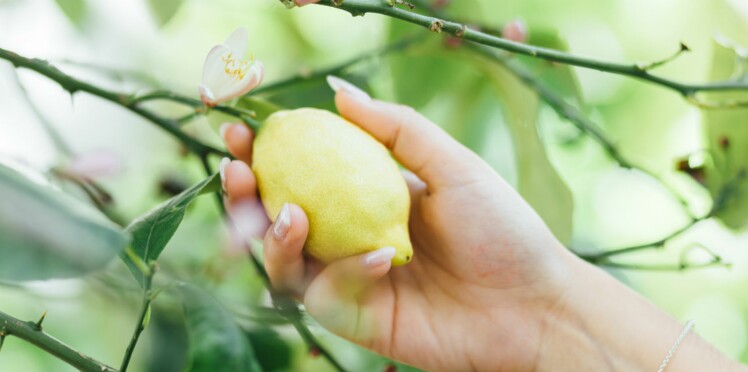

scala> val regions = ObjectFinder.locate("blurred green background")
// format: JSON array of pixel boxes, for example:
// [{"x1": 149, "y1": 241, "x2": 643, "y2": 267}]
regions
[{"x1": 1, "y1": 0, "x2": 747, "y2": 370}]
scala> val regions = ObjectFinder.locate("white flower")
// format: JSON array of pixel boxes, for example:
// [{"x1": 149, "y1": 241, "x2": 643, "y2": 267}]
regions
[{"x1": 199, "y1": 27, "x2": 264, "y2": 107}]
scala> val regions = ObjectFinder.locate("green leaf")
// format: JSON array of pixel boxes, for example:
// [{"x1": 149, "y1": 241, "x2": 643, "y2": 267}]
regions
[
  {"x1": 480, "y1": 59, "x2": 575, "y2": 244},
  {"x1": 0, "y1": 162, "x2": 128, "y2": 281},
  {"x1": 180, "y1": 285, "x2": 262, "y2": 372},
  {"x1": 122, "y1": 174, "x2": 219, "y2": 286},
  {"x1": 147, "y1": 0, "x2": 184, "y2": 27},
  {"x1": 54, "y1": 0, "x2": 86, "y2": 27},
  {"x1": 246, "y1": 327, "x2": 293, "y2": 371},
  {"x1": 702, "y1": 40, "x2": 748, "y2": 230}
]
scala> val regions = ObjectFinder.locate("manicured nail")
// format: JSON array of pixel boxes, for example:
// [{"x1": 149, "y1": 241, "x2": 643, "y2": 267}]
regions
[
  {"x1": 219, "y1": 157, "x2": 231, "y2": 191},
  {"x1": 362, "y1": 247, "x2": 396, "y2": 268},
  {"x1": 219, "y1": 123, "x2": 232, "y2": 141},
  {"x1": 273, "y1": 203, "x2": 291, "y2": 240},
  {"x1": 326, "y1": 75, "x2": 370, "y2": 101}
]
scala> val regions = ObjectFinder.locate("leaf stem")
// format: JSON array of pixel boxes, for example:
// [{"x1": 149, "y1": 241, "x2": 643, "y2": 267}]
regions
[
  {"x1": 0, "y1": 310, "x2": 117, "y2": 371},
  {"x1": 120, "y1": 264, "x2": 156, "y2": 371}
]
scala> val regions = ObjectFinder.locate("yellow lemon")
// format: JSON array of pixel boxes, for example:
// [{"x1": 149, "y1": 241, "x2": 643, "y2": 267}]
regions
[{"x1": 252, "y1": 108, "x2": 413, "y2": 266}]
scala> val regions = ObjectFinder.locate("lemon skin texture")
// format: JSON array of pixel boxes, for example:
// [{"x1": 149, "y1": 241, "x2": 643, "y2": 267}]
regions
[{"x1": 252, "y1": 108, "x2": 413, "y2": 266}]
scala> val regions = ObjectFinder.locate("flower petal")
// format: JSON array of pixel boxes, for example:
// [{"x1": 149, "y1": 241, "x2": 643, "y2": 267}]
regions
[
  {"x1": 217, "y1": 61, "x2": 265, "y2": 102},
  {"x1": 223, "y1": 27, "x2": 248, "y2": 58},
  {"x1": 199, "y1": 84, "x2": 217, "y2": 106},
  {"x1": 201, "y1": 45, "x2": 231, "y2": 83}
]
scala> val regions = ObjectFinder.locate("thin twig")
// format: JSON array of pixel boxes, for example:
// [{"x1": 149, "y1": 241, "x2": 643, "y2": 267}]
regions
[
  {"x1": 246, "y1": 35, "x2": 423, "y2": 97},
  {"x1": 594, "y1": 259, "x2": 727, "y2": 271},
  {"x1": 310, "y1": 0, "x2": 748, "y2": 103},
  {"x1": 120, "y1": 263, "x2": 156, "y2": 371},
  {"x1": 577, "y1": 218, "x2": 702, "y2": 263},
  {"x1": 0, "y1": 310, "x2": 117, "y2": 371}
]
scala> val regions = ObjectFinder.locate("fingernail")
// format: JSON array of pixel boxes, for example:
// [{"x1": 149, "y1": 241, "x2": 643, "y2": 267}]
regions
[
  {"x1": 273, "y1": 203, "x2": 291, "y2": 240},
  {"x1": 219, "y1": 123, "x2": 232, "y2": 141},
  {"x1": 362, "y1": 247, "x2": 396, "y2": 268},
  {"x1": 219, "y1": 157, "x2": 231, "y2": 192},
  {"x1": 326, "y1": 75, "x2": 370, "y2": 101}
]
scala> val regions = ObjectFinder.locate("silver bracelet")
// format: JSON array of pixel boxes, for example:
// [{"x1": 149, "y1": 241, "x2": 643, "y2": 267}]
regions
[{"x1": 657, "y1": 320, "x2": 695, "y2": 372}]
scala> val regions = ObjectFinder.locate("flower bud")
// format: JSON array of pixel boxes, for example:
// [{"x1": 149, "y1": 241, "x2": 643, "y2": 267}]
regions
[{"x1": 502, "y1": 19, "x2": 528, "y2": 43}]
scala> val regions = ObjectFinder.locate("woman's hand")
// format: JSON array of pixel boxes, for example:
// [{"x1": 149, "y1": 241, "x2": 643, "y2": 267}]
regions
[
  {"x1": 221, "y1": 76, "x2": 573, "y2": 370},
  {"x1": 221, "y1": 76, "x2": 744, "y2": 371}
]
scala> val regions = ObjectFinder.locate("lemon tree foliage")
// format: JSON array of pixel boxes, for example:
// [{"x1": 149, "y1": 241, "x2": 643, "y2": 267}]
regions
[
  {"x1": 245, "y1": 327, "x2": 294, "y2": 371},
  {"x1": 180, "y1": 285, "x2": 263, "y2": 372},
  {"x1": 122, "y1": 173, "x2": 219, "y2": 286},
  {"x1": 482, "y1": 32, "x2": 580, "y2": 245},
  {"x1": 484, "y1": 61, "x2": 575, "y2": 244},
  {"x1": 387, "y1": 20, "x2": 574, "y2": 244},
  {"x1": 0, "y1": 162, "x2": 128, "y2": 281},
  {"x1": 54, "y1": 0, "x2": 86, "y2": 27},
  {"x1": 147, "y1": 0, "x2": 184, "y2": 27},
  {"x1": 702, "y1": 41, "x2": 748, "y2": 230}
]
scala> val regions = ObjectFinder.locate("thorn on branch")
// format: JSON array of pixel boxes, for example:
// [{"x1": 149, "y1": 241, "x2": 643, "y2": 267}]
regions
[{"x1": 35, "y1": 311, "x2": 48, "y2": 331}]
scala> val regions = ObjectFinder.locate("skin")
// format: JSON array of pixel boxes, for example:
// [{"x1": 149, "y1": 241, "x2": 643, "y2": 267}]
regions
[{"x1": 220, "y1": 78, "x2": 747, "y2": 371}]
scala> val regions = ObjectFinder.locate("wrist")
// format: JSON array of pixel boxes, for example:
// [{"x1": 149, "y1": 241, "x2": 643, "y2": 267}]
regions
[
  {"x1": 534, "y1": 254, "x2": 743, "y2": 371},
  {"x1": 534, "y1": 256, "x2": 642, "y2": 370}
]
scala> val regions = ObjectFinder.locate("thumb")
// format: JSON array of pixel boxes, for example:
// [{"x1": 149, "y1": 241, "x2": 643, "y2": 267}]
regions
[
  {"x1": 303, "y1": 247, "x2": 394, "y2": 343},
  {"x1": 329, "y1": 76, "x2": 489, "y2": 189}
]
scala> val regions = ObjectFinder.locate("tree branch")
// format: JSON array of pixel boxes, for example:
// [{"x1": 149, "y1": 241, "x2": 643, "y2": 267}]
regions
[
  {"x1": 0, "y1": 47, "x2": 229, "y2": 156},
  {"x1": 0, "y1": 310, "x2": 116, "y2": 371},
  {"x1": 311, "y1": 0, "x2": 748, "y2": 101}
]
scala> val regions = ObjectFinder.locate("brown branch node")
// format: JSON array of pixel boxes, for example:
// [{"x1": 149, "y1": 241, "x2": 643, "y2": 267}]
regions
[
  {"x1": 429, "y1": 19, "x2": 444, "y2": 33},
  {"x1": 454, "y1": 24, "x2": 469, "y2": 38}
]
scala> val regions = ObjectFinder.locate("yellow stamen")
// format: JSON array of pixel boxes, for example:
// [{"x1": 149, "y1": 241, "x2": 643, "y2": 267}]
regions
[{"x1": 221, "y1": 52, "x2": 248, "y2": 80}]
